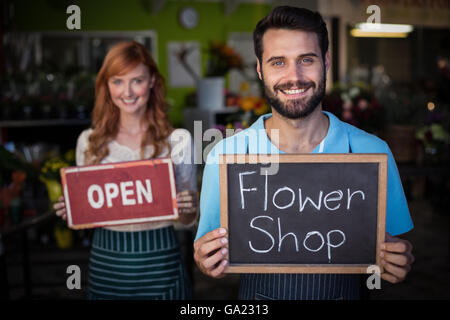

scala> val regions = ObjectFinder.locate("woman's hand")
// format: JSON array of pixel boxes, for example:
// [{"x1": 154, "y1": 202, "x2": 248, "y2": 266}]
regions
[
  {"x1": 176, "y1": 190, "x2": 198, "y2": 225},
  {"x1": 53, "y1": 196, "x2": 67, "y2": 221}
]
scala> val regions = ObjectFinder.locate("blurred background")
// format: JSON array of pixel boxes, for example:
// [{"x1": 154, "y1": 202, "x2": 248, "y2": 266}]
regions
[{"x1": 0, "y1": 0, "x2": 449, "y2": 300}]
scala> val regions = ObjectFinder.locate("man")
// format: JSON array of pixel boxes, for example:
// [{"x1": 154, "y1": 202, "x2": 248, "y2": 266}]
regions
[{"x1": 194, "y1": 6, "x2": 414, "y2": 300}]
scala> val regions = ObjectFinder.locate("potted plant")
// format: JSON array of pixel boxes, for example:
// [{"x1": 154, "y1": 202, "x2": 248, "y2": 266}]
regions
[{"x1": 177, "y1": 40, "x2": 244, "y2": 110}]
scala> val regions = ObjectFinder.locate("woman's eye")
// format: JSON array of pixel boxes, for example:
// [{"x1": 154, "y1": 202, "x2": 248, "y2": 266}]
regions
[
  {"x1": 133, "y1": 79, "x2": 143, "y2": 84},
  {"x1": 112, "y1": 79, "x2": 122, "y2": 85}
]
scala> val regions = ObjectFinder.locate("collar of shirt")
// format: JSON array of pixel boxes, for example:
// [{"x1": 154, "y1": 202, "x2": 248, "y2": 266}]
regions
[{"x1": 247, "y1": 111, "x2": 350, "y2": 154}]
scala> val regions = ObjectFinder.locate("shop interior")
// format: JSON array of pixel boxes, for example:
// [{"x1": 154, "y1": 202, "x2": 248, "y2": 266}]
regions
[{"x1": 0, "y1": 0, "x2": 449, "y2": 300}]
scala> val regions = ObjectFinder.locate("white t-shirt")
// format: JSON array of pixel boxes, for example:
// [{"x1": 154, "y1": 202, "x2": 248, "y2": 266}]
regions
[{"x1": 75, "y1": 128, "x2": 197, "y2": 232}]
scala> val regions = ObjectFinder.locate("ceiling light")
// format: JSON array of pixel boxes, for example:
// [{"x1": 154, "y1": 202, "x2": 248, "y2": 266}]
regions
[{"x1": 351, "y1": 23, "x2": 414, "y2": 38}]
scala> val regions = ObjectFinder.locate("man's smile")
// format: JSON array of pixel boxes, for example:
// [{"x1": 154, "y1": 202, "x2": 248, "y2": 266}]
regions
[{"x1": 279, "y1": 86, "x2": 311, "y2": 98}]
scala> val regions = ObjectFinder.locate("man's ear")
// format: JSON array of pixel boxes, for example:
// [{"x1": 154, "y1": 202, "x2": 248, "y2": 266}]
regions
[
  {"x1": 324, "y1": 50, "x2": 331, "y2": 73},
  {"x1": 256, "y1": 58, "x2": 262, "y2": 81}
]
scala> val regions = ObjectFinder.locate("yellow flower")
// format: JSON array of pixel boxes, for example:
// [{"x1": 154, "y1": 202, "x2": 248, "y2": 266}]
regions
[{"x1": 240, "y1": 97, "x2": 255, "y2": 112}]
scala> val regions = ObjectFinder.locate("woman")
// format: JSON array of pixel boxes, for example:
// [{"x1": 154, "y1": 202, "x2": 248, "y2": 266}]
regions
[{"x1": 54, "y1": 41, "x2": 197, "y2": 300}]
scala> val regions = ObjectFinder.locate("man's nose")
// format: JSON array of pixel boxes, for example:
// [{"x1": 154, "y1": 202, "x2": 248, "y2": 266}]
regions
[{"x1": 285, "y1": 62, "x2": 304, "y2": 82}]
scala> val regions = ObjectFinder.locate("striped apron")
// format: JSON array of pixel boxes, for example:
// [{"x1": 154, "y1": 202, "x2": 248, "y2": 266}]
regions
[
  {"x1": 87, "y1": 226, "x2": 192, "y2": 300},
  {"x1": 239, "y1": 274, "x2": 361, "y2": 300}
]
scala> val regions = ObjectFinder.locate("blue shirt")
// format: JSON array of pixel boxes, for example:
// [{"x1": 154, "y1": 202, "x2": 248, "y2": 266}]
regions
[{"x1": 196, "y1": 111, "x2": 413, "y2": 241}]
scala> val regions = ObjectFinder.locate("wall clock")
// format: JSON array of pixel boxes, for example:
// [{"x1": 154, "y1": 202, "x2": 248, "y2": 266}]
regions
[{"x1": 179, "y1": 7, "x2": 199, "y2": 29}]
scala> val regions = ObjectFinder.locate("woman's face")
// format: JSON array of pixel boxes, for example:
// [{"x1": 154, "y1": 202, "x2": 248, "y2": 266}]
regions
[{"x1": 107, "y1": 63, "x2": 155, "y2": 117}]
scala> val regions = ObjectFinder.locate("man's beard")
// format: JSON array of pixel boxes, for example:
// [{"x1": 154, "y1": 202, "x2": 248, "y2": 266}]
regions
[{"x1": 262, "y1": 71, "x2": 326, "y2": 120}]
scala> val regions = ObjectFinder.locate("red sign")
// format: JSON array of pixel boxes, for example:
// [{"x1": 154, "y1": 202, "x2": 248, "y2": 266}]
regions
[{"x1": 60, "y1": 159, "x2": 178, "y2": 229}]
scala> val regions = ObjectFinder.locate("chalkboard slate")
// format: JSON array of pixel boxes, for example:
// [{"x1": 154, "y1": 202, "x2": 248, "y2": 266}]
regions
[{"x1": 219, "y1": 154, "x2": 387, "y2": 274}]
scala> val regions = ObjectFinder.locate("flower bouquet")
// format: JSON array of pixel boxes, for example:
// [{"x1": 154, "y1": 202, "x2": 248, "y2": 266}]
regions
[{"x1": 323, "y1": 82, "x2": 383, "y2": 134}]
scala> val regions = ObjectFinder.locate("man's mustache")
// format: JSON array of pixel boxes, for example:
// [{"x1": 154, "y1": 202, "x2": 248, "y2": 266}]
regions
[{"x1": 274, "y1": 80, "x2": 315, "y2": 92}]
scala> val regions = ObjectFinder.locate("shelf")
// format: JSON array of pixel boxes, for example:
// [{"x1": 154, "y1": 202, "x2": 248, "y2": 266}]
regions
[{"x1": 0, "y1": 119, "x2": 91, "y2": 128}]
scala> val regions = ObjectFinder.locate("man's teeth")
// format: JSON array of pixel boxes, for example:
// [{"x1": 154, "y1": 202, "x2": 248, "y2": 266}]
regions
[{"x1": 283, "y1": 88, "x2": 306, "y2": 94}]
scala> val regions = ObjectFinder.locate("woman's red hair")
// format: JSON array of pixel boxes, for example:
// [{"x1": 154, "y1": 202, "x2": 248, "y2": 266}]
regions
[{"x1": 85, "y1": 41, "x2": 172, "y2": 164}]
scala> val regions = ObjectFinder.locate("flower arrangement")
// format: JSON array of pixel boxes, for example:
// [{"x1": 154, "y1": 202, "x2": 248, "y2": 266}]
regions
[
  {"x1": 416, "y1": 123, "x2": 450, "y2": 148},
  {"x1": 239, "y1": 96, "x2": 270, "y2": 116},
  {"x1": 323, "y1": 82, "x2": 383, "y2": 134},
  {"x1": 40, "y1": 157, "x2": 70, "y2": 181},
  {"x1": 415, "y1": 122, "x2": 450, "y2": 164},
  {"x1": 205, "y1": 41, "x2": 244, "y2": 77},
  {"x1": 176, "y1": 40, "x2": 244, "y2": 81},
  {"x1": 212, "y1": 96, "x2": 270, "y2": 137},
  {"x1": 40, "y1": 150, "x2": 75, "y2": 204}
]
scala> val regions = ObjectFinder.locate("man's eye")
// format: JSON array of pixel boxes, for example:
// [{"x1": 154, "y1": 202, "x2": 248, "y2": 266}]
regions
[
  {"x1": 272, "y1": 61, "x2": 284, "y2": 66},
  {"x1": 301, "y1": 58, "x2": 313, "y2": 64}
]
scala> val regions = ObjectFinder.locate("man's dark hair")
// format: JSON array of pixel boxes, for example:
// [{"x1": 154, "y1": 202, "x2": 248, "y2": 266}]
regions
[{"x1": 253, "y1": 6, "x2": 329, "y2": 64}]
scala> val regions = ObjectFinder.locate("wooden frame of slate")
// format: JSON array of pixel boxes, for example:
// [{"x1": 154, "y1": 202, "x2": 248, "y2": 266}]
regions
[{"x1": 219, "y1": 154, "x2": 387, "y2": 274}]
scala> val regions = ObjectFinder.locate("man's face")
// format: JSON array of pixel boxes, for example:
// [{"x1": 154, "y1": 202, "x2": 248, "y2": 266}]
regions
[{"x1": 257, "y1": 29, "x2": 329, "y2": 119}]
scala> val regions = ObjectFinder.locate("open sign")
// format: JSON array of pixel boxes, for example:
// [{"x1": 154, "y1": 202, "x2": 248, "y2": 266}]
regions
[{"x1": 61, "y1": 159, "x2": 178, "y2": 229}]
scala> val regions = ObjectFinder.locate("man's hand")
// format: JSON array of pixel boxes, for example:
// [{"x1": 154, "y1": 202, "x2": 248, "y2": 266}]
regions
[
  {"x1": 380, "y1": 233, "x2": 414, "y2": 283},
  {"x1": 194, "y1": 228, "x2": 229, "y2": 278}
]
